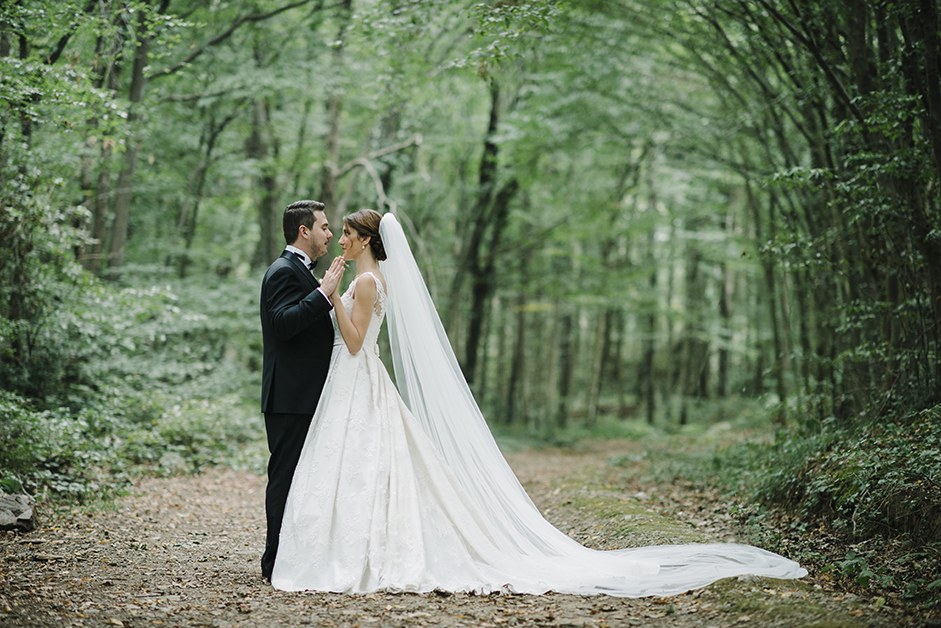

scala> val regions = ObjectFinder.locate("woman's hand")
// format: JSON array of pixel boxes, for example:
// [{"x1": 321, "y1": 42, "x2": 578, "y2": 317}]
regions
[{"x1": 321, "y1": 256, "x2": 346, "y2": 300}]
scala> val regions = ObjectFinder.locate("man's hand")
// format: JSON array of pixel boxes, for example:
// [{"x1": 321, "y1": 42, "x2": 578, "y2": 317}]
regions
[{"x1": 320, "y1": 255, "x2": 346, "y2": 297}]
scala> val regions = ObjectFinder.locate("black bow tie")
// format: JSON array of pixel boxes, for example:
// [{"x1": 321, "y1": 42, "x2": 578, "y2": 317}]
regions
[{"x1": 292, "y1": 252, "x2": 316, "y2": 270}]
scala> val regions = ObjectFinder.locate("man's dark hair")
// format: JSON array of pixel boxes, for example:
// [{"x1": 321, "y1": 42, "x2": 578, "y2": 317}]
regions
[{"x1": 283, "y1": 200, "x2": 325, "y2": 244}]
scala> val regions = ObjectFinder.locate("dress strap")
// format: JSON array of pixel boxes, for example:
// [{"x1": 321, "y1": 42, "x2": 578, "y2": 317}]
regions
[
  {"x1": 360, "y1": 271, "x2": 386, "y2": 298},
  {"x1": 352, "y1": 271, "x2": 386, "y2": 314}
]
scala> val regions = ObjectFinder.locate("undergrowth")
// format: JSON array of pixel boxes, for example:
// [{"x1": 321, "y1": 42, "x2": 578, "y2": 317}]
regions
[
  {"x1": 628, "y1": 404, "x2": 941, "y2": 611},
  {"x1": 0, "y1": 274, "x2": 267, "y2": 503}
]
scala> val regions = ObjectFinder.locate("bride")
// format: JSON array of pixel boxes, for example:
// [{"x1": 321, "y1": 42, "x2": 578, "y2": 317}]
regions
[{"x1": 270, "y1": 209, "x2": 807, "y2": 595}]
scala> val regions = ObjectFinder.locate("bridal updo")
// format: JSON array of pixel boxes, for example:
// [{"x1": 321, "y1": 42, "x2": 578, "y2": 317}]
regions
[{"x1": 344, "y1": 209, "x2": 387, "y2": 261}]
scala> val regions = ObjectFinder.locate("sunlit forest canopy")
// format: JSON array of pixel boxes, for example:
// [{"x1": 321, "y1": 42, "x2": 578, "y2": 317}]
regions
[{"x1": 2, "y1": 0, "x2": 940, "y2": 448}]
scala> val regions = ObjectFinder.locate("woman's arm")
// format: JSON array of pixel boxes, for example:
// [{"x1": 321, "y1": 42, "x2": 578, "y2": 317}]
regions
[{"x1": 333, "y1": 273, "x2": 378, "y2": 355}]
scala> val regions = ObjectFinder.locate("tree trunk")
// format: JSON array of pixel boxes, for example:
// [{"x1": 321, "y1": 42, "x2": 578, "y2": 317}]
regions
[
  {"x1": 16, "y1": 26, "x2": 32, "y2": 147},
  {"x1": 793, "y1": 268, "x2": 813, "y2": 394},
  {"x1": 665, "y1": 217, "x2": 679, "y2": 420},
  {"x1": 75, "y1": 140, "x2": 95, "y2": 261},
  {"x1": 448, "y1": 82, "x2": 501, "y2": 357},
  {"x1": 544, "y1": 303, "x2": 562, "y2": 434},
  {"x1": 108, "y1": 99, "x2": 145, "y2": 275},
  {"x1": 763, "y1": 252, "x2": 787, "y2": 421},
  {"x1": 679, "y1": 243, "x2": 698, "y2": 425},
  {"x1": 320, "y1": 0, "x2": 353, "y2": 244},
  {"x1": 249, "y1": 98, "x2": 281, "y2": 267},
  {"x1": 178, "y1": 109, "x2": 236, "y2": 277},
  {"x1": 506, "y1": 275, "x2": 527, "y2": 425},
  {"x1": 746, "y1": 181, "x2": 787, "y2": 422},
  {"x1": 585, "y1": 309, "x2": 608, "y2": 427},
  {"x1": 718, "y1": 259, "x2": 731, "y2": 399},
  {"x1": 610, "y1": 309, "x2": 627, "y2": 417},
  {"x1": 321, "y1": 90, "x2": 341, "y2": 225},
  {"x1": 643, "y1": 259, "x2": 657, "y2": 425},
  {"x1": 291, "y1": 98, "x2": 313, "y2": 198},
  {"x1": 718, "y1": 209, "x2": 734, "y2": 398},
  {"x1": 767, "y1": 198, "x2": 788, "y2": 423},
  {"x1": 86, "y1": 145, "x2": 112, "y2": 276},
  {"x1": 476, "y1": 293, "x2": 497, "y2": 410},
  {"x1": 556, "y1": 311, "x2": 574, "y2": 429},
  {"x1": 495, "y1": 295, "x2": 510, "y2": 420},
  {"x1": 82, "y1": 7, "x2": 123, "y2": 275},
  {"x1": 463, "y1": 178, "x2": 519, "y2": 384},
  {"x1": 107, "y1": 0, "x2": 167, "y2": 277}
]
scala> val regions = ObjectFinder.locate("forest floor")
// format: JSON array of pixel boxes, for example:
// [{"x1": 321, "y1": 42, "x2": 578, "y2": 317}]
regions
[{"x1": 0, "y1": 438, "x2": 934, "y2": 628}]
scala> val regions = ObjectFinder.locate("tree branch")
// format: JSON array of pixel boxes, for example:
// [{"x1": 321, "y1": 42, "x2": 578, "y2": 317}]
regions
[
  {"x1": 755, "y1": 0, "x2": 870, "y2": 145},
  {"x1": 354, "y1": 157, "x2": 398, "y2": 214},
  {"x1": 155, "y1": 84, "x2": 246, "y2": 102},
  {"x1": 148, "y1": 0, "x2": 326, "y2": 80},
  {"x1": 44, "y1": 0, "x2": 97, "y2": 65},
  {"x1": 334, "y1": 133, "x2": 423, "y2": 178}
]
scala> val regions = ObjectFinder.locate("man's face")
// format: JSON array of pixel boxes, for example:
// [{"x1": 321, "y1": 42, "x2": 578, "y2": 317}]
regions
[{"x1": 307, "y1": 210, "x2": 332, "y2": 259}]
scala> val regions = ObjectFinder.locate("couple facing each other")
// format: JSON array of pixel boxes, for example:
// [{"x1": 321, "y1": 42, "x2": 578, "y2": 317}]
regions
[{"x1": 259, "y1": 200, "x2": 807, "y2": 596}]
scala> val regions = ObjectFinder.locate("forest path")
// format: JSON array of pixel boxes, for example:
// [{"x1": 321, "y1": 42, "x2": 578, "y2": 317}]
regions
[{"x1": 0, "y1": 439, "x2": 921, "y2": 628}]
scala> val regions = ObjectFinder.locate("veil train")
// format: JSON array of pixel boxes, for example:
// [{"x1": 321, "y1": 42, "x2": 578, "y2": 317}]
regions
[{"x1": 378, "y1": 213, "x2": 806, "y2": 597}]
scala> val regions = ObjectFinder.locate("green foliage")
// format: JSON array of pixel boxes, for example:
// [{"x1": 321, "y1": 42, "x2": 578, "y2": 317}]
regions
[
  {"x1": 461, "y1": 0, "x2": 562, "y2": 67},
  {"x1": 764, "y1": 410, "x2": 941, "y2": 546},
  {"x1": 0, "y1": 388, "x2": 265, "y2": 502},
  {"x1": 0, "y1": 390, "x2": 110, "y2": 498},
  {"x1": 0, "y1": 272, "x2": 266, "y2": 502},
  {"x1": 644, "y1": 403, "x2": 941, "y2": 607},
  {"x1": 0, "y1": 171, "x2": 90, "y2": 400},
  {"x1": 687, "y1": 408, "x2": 941, "y2": 549},
  {"x1": 832, "y1": 550, "x2": 876, "y2": 588}
]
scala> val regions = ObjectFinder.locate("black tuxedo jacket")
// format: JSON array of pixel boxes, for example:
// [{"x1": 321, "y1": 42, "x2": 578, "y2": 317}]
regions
[{"x1": 260, "y1": 250, "x2": 335, "y2": 415}]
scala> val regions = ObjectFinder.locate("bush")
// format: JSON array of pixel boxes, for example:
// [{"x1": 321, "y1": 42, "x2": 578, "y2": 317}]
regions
[
  {"x1": 760, "y1": 408, "x2": 941, "y2": 545},
  {"x1": 0, "y1": 272, "x2": 268, "y2": 503},
  {"x1": 647, "y1": 404, "x2": 941, "y2": 608},
  {"x1": 0, "y1": 390, "x2": 115, "y2": 498}
]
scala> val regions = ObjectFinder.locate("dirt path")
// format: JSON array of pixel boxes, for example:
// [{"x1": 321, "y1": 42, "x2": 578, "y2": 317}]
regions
[{"x1": 0, "y1": 440, "x2": 925, "y2": 627}]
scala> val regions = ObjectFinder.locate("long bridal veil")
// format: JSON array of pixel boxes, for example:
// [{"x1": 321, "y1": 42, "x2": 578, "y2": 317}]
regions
[{"x1": 378, "y1": 213, "x2": 806, "y2": 597}]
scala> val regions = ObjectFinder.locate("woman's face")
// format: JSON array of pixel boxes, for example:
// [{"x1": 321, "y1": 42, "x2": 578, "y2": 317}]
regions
[{"x1": 339, "y1": 223, "x2": 367, "y2": 261}]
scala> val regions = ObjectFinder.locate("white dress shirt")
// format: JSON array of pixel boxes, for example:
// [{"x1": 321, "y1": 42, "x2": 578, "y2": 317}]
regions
[{"x1": 285, "y1": 245, "x2": 331, "y2": 305}]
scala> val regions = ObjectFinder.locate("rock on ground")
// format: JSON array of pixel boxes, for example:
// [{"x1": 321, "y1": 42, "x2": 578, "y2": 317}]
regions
[{"x1": 0, "y1": 494, "x2": 37, "y2": 533}]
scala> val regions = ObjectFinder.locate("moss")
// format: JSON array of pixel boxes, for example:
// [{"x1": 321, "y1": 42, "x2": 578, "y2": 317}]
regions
[{"x1": 699, "y1": 579, "x2": 871, "y2": 628}]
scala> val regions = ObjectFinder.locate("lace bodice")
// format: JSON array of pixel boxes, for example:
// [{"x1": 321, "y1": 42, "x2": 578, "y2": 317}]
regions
[{"x1": 331, "y1": 271, "x2": 386, "y2": 355}]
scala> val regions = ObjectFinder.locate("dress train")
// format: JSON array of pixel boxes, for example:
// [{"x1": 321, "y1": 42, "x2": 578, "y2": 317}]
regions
[{"x1": 270, "y1": 269, "x2": 806, "y2": 595}]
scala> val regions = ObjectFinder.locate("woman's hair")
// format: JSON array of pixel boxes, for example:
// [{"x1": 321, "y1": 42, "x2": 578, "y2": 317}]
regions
[{"x1": 344, "y1": 209, "x2": 387, "y2": 261}]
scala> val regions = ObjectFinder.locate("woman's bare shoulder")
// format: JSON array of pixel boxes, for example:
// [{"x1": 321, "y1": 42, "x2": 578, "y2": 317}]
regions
[{"x1": 356, "y1": 270, "x2": 386, "y2": 295}]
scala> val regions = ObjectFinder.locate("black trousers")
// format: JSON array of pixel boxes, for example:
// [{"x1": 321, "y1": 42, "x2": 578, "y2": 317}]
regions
[{"x1": 261, "y1": 411, "x2": 313, "y2": 580}]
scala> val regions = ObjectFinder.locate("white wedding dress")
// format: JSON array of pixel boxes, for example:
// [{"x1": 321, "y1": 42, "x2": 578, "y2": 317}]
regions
[{"x1": 270, "y1": 215, "x2": 807, "y2": 596}]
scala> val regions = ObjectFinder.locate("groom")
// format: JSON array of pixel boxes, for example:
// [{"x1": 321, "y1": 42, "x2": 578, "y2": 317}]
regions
[{"x1": 259, "y1": 200, "x2": 344, "y2": 581}]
